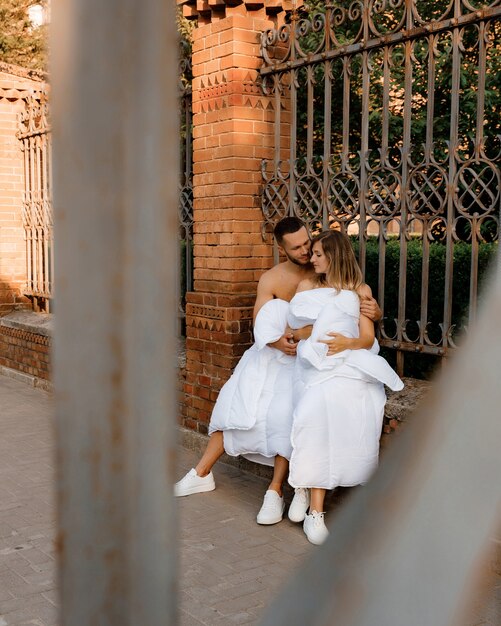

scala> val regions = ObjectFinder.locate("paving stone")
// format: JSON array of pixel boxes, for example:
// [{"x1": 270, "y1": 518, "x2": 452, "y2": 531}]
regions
[{"x1": 1, "y1": 373, "x2": 500, "y2": 626}]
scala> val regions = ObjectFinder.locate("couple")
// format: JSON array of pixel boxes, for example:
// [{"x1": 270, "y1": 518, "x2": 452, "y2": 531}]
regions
[{"x1": 175, "y1": 218, "x2": 403, "y2": 545}]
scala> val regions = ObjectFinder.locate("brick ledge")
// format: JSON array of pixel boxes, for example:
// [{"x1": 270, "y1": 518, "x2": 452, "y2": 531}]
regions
[{"x1": 0, "y1": 310, "x2": 53, "y2": 338}]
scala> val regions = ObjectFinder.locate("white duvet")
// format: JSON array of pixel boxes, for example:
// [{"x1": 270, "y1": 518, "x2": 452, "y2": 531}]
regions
[
  {"x1": 287, "y1": 288, "x2": 404, "y2": 489},
  {"x1": 208, "y1": 298, "x2": 295, "y2": 466}
]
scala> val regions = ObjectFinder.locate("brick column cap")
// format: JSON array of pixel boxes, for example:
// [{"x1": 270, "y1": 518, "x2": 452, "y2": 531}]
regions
[{"x1": 177, "y1": 0, "x2": 303, "y2": 22}]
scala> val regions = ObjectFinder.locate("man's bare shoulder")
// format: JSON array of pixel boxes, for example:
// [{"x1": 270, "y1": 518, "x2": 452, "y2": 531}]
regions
[
  {"x1": 258, "y1": 261, "x2": 310, "y2": 302},
  {"x1": 260, "y1": 261, "x2": 288, "y2": 279}
]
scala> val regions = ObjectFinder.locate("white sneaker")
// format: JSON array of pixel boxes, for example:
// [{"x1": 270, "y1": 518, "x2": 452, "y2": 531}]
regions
[
  {"x1": 174, "y1": 468, "x2": 215, "y2": 497},
  {"x1": 256, "y1": 490, "x2": 285, "y2": 525},
  {"x1": 288, "y1": 488, "x2": 310, "y2": 523},
  {"x1": 303, "y1": 510, "x2": 329, "y2": 545}
]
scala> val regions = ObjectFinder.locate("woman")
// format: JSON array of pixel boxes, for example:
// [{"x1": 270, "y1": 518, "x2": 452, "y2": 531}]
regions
[{"x1": 287, "y1": 230, "x2": 403, "y2": 545}]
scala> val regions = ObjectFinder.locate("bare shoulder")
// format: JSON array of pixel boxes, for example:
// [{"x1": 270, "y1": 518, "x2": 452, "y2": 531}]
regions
[
  {"x1": 296, "y1": 278, "x2": 316, "y2": 293},
  {"x1": 357, "y1": 283, "x2": 373, "y2": 299},
  {"x1": 258, "y1": 263, "x2": 283, "y2": 287}
]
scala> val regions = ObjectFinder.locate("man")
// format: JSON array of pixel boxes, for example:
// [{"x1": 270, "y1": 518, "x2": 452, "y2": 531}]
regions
[{"x1": 175, "y1": 217, "x2": 381, "y2": 525}]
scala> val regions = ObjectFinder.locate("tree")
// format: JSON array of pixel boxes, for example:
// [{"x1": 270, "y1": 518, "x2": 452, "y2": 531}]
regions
[{"x1": 0, "y1": 0, "x2": 48, "y2": 71}]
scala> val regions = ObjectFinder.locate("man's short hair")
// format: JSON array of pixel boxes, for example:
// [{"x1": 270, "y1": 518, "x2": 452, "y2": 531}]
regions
[{"x1": 273, "y1": 217, "x2": 306, "y2": 245}]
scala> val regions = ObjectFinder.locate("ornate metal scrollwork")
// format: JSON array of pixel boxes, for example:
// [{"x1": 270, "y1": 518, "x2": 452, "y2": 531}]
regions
[{"x1": 260, "y1": 0, "x2": 501, "y2": 370}]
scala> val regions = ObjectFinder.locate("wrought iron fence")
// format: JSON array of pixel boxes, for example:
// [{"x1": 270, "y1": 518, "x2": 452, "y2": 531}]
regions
[
  {"x1": 260, "y1": 0, "x2": 501, "y2": 376},
  {"x1": 18, "y1": 91, "x2": 53, "y2": 312},
  {"x1": 179, "y1": 47, "x2": 193, "y2": 324}
]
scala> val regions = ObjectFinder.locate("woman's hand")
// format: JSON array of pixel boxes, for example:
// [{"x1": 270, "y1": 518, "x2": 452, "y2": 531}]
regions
[{"x1": 319, "y1": 332, "x2": 354, "y2": 356}]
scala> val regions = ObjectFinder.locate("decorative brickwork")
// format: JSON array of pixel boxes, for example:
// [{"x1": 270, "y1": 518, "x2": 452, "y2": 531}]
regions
[
  {"x1": 0, "y1": 324, "x2": 51, "y2": 380},
  {"x1": 177, "y1": 0, "x2": 298, "y2": 25}
]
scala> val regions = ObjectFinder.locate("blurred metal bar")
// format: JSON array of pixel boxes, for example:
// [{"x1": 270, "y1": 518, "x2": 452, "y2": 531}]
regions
[
  {"x1": 51, "y1": 0, "x2": 178, "y2": 624},
  {"x1": 260, "y1": 261, "x2": 501, "y2": 626}
]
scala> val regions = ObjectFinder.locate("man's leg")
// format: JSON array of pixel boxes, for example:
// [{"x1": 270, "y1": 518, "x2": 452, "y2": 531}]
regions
[
  {"x1": 195, "y1": 431, "x2": 224, "y2": 477},
  {"x1": 267, "y1": 454, "x2": 288, "y2": 495},
  {"x1": 175, "y1": 431, "x2": 224, "y2": 497}
]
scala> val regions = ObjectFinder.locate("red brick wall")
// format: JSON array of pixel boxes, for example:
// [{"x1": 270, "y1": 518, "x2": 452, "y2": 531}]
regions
[
  {"x1": 0, "y1": 325, "x2": 50, "y2": 380},
  {"x1": 181, "y1": 8, "x2": 284, "y2": 433}
]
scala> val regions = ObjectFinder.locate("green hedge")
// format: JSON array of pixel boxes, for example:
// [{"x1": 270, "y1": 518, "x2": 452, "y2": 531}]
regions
[{"x1": 353, "y1": 237, "x2": 498, "y2": 378}]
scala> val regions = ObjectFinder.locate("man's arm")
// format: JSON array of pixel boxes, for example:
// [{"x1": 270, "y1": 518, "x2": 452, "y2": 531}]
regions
[
  {"x1": 253, "y1": 271, "x2": 275, "y2": 322},
  {"x1": 253, "y1": 270, "x2": 298, "y2": 356},
  {"x1": 360, "y1": 293, "x2": 382, "y2": 322}
]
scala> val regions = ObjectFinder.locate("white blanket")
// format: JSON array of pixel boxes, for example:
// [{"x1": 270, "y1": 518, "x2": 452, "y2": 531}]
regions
[
  {"x1": 209, "y1": 299, "x2": 295, "y2": 465},
  {"x1": 287, "y1": 288, "x2": 403, "y2": 489}
]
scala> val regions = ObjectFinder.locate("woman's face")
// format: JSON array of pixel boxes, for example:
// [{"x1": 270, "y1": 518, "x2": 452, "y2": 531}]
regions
[{"x1": 311, "y1": 241, "x2": 330, "y2": 274}]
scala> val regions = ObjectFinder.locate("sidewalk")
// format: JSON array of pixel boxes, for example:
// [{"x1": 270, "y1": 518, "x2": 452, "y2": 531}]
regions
[
  {"x1": 0, "y1": 374, "x2": 499, "y2": 625},
  {"x1": 0, "y1": 374, "x2": 311, "y2": 625}
]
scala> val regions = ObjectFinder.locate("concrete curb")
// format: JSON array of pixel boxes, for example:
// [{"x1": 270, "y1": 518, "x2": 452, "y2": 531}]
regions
[{"x1": 0, "y1": 365, "x2": 52, "y2": 392}]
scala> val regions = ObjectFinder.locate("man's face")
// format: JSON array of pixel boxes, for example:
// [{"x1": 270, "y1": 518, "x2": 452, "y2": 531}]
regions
[{"x1": 278, "y1": 227, "x2": 311, "y2": 266}]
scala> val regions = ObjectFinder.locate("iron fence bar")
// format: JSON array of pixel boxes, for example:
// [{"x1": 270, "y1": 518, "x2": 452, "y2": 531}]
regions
[
  {"x1": 274, "y1": 72, "x2": 282, "y2": 266},
  {"x1": 184, "y1": 88, "x2": 193, "y2": 295},
  {"x1": 443, "y1": 2, "x2": 462, "y2": 355},
  {"x1": 378, "y1": 337, "x2": 446, "y2": 356},
  {"x1": 395, "y1": 38, "x2": 413, "y2": 376},
  {"x1": 273, "y1": 74, "x2": 281, "y2": 171},
  {"x1": 51, "y1": 0, "x2": 178, "y2": 623},
  {"x1": 468, "y1": 19, "x2": 488, "y2": 325},
  {"x1": 289, "y1": 30, "x2": 298, "y2": 218},
  {"x1": 417, "y1": 32, "x2": 438, "y2": 345},
  {"x1": 358, "y1": 46, "x2": 370, "y2": 277},
  {"x1": 322, "y1": 59, "x2": 332, "y2": 230},
  {"x1": 341, "y1": 56, "x2": 350, "y2": 172},
  {"x1": 306, "y1": 65, "x2": 314, "y2": 171}
]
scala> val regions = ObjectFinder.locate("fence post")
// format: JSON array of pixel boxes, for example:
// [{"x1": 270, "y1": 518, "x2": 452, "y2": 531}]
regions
[
  {"x1": 51, "y1": 0, "x2": 178, "y2": 623},
  {"x1": 178, "y1": 0, "x2": 288, "y2": 434}
]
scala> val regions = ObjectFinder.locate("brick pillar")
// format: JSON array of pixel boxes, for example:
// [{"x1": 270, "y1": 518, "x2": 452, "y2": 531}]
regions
[
  {"x1": 0, "y1": 66, "x2": 46, "y2": 314},
  {"x1": 178, "y1": 1, "x2": 288, "y2": 433}
]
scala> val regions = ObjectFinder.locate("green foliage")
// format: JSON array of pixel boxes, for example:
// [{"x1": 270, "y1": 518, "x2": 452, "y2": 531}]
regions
[
  {"x1": 353, "y1": 237, "x2": 498, "y2": 378},
  {"x1": 0, "y1": 0, "x2": 48, "y2": 71},
  {"x1": 178, "y1": 7, "x2": 194, "y2": 74},
  {"x1": 291, "y1": 3, "x2": 501, "y2": 168}
]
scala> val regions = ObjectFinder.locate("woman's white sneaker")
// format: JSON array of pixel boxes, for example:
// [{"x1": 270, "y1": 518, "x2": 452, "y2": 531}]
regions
[
  {"x1": 288, "y1": 488, "x2": 310, "y2": 522},
  {"x1": 256, "y1": 490, "x2": 285, "y2": 525},
  {"x1": 174, "y1": 468, "x2": 215, "y2": 497},
  {"x1": 303, "y1": 510, "x2": 329, "y2": 545}
]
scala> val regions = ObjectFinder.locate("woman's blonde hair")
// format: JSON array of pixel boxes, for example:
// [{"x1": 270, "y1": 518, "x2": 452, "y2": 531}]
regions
[{"x1": 311, "y1": 230, "x2": 363, "y2": 292}]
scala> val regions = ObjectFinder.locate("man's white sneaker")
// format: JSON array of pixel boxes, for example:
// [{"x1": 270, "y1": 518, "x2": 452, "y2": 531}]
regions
[
  {"x1": 303, "y1": 510, "x2": 329, "y2": 545},
  {"x1": 288, "y1": 488, "x2": 310, "y2": 523},
  {"x1": 256, "y1": 490, "x2": 285, "y2": 525},
  {"x1": 174, "y1": 468, "x2": 215, "y2": 497}
]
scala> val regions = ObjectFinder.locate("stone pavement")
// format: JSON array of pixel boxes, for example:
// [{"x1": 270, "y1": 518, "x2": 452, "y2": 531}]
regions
[
  {"x1": 0, "y1": 373, "x2": 500, "y2": 625},
  {"x1": 0, "y1": 373, "x2": 313, "y2": 626}
]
